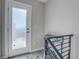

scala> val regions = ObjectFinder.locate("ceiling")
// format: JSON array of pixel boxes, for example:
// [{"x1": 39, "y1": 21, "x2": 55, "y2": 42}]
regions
[{"x1": 37, "y1": 0, "x2": 48, "y2": 3}]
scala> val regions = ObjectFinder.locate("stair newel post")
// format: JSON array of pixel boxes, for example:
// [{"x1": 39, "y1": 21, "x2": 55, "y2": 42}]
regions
[
  {"x1": 68, "y1": 36, "x2": 72, "y2": 59},
  {"x1": 45, "y1": 38, "x2": 48, "y2": 59}
]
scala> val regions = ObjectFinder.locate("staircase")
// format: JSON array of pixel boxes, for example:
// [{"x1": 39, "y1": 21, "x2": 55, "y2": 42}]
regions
[{"x1": 45, "y1": 34, "x2": 73, "y2": 59}]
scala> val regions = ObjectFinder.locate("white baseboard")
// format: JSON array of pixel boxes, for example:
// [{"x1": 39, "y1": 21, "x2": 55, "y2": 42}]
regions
[
  {"x1": 1, "y1": 48, "x2": 44, "y2": 59},
  {"x1": 31, "y1": 47, "x2": 44, "y2": 53}
]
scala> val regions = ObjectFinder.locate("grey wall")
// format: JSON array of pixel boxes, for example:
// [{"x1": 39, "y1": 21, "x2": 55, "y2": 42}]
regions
[
  {"x1": 45, "y1": 0, "x2": 79, "y2": 59},
  {"x1": 14, "y1": 0, "x2": 45, "y2": 50},
  {"x1": 0, "y1": 0, "x2": 2, "y2": 57}
]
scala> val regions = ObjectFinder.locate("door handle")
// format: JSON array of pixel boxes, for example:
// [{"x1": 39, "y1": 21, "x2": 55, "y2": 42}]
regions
[
  {"x1": 26, "y1": 28, "x2": 30, "y2": 33},
  {"x1": 26, "y1": 31, "x2": 30, "y2": 33}
]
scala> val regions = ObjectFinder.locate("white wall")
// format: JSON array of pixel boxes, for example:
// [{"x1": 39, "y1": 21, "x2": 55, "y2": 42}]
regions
[
  {"x1": 45, "y1": 0, "x2": 79, "y2": 59},
  {"x1": 0, "y1": 0, "x2": 2, "y2": 57},
  {"x1": 14, "y1": 0, "x2": 45, "y2": 50}
]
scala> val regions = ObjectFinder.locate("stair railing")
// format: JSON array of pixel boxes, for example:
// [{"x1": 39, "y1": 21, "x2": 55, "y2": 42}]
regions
[{"x1": 45, "y1": 34, "x2": 73, "y2": 59}]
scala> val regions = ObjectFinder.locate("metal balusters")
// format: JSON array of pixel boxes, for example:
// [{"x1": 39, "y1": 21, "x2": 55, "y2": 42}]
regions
[{"x1": 45, "y1": 34, "x2": 73, "y2": 59}]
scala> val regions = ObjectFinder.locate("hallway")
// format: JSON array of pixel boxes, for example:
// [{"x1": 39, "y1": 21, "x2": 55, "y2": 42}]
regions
[{"x1": 0, "y1": 0, "x2": 79, "y2": 59}]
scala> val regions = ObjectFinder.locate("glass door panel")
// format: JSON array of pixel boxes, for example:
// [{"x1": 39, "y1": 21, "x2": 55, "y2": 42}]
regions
[{"x1": 12, "y1": 7, "x2": 27, "y2": 50}]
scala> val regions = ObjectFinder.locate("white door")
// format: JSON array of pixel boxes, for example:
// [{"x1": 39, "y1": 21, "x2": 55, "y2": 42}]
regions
[{"x1": 8, "y1": 1, "x2": 32, "y2": 57}]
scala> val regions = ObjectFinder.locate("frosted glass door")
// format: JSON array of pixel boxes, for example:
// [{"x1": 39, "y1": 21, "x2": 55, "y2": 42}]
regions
[
  {"x1": 12, "y1": 7, "x2": 27, "y2": 50},
  {"x1": 8, "y1": 1, "x2": 31, "y2": 57}
]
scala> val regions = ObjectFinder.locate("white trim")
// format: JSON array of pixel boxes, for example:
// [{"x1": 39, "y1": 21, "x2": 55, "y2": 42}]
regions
[
  {"x1": 2, "y1": 0, "x2": 9, "y2": 58},
  {"x1": 31, "y1": 48, "x2": 44, "y2": 53},
  {"x1": 31, "y1": 48, "x2": 45, "y2": 59},
  {"x1": 1, "y1": 48, "x2": 44, "y2": 58},
  {"x1": 11, "y1": 1, "x2": 32, "y2": 8}
]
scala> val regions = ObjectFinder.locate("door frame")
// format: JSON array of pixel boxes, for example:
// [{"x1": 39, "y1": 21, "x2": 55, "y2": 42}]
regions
[
  {"x1": 8, "y1": 1, "x2": 32, "y2": 57},
  {"x1": 2, "y1": 0, "x2": 32, "y2": 57}
]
